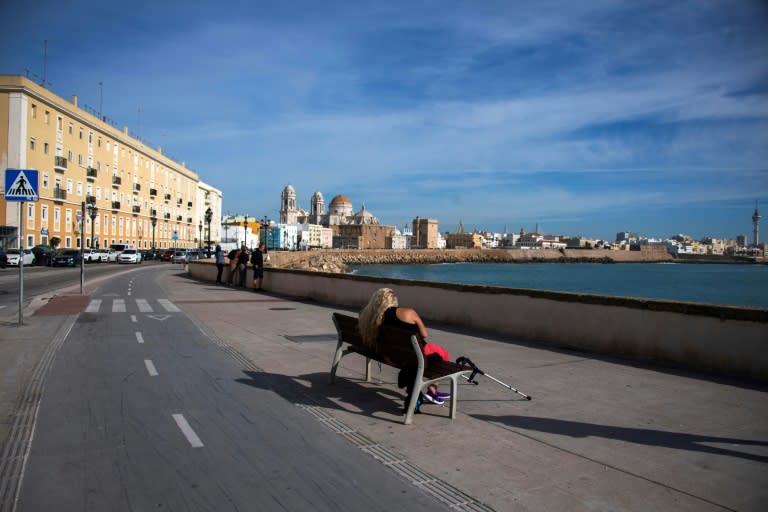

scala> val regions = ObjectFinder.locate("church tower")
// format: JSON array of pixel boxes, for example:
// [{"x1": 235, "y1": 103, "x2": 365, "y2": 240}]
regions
[
  {"x1": 310, "y1": 191, "x2": 324, "y2": 225},
  {"x1": 280, "y1": 184, "x2": 298, "y2": 224},
  {"x1": 752, "y1": 201, "x2": 761, "y2": 247}
]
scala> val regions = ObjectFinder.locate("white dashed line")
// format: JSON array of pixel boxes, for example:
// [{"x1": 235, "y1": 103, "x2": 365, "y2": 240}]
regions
[
  {"x1": 135, "y1": 299, "x2": 153, "y2": 313},
  {"x1": 112, "y1": 299, "x2": 126, "y2": 313},
  {"x1": 85, "y1": 299, "x2": 101, "y2": 313},
  {"x1": 131, "y1": 314, "x2": 137, "y2": 323},
  {"x1": 144, "y1": 359, "x2": 158, "y2": 376},
  {"x1": 172, "y1": 414, "x2": 204, "y2": 448},
  {"x1": 157, "y1": 299, "x2": 180, "y2": 313},
  {"x1": 135, "y1": 332, "x2": 144, "y2": 344}
]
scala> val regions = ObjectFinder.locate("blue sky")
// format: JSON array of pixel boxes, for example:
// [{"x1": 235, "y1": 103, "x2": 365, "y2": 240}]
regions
[{"x1": 2, "y1": 0, "x2": 767, "y2": 241}]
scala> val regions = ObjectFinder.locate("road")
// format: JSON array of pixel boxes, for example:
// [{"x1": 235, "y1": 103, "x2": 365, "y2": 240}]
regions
[{"x1": 13, "y1": 266, "x2": 442, "y2": 511}]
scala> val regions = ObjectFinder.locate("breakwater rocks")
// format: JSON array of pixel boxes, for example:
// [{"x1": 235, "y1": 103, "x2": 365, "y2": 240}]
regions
[{"x1": 268, "y1": 247, "x2": 673, "y2": 273}]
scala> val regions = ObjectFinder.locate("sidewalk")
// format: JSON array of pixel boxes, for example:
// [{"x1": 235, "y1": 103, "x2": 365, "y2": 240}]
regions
[{"x1": 2, "y1": 269, "x2": 767, "y2": 511}]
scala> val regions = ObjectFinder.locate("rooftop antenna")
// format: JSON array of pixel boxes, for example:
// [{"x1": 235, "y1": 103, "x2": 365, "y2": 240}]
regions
[{"x1": 457, "y1": 220, "x2": 464, "y2": 233}]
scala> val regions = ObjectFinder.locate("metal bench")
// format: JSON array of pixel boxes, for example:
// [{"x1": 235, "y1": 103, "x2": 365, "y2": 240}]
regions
[{"x1": 330, "y1": 312, "x2": 472, "y2": 425}]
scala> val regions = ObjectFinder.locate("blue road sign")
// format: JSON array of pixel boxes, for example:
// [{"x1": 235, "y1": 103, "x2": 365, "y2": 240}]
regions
[{"x1": 4, "y1": 168, "x2": 39, "y2": 202}]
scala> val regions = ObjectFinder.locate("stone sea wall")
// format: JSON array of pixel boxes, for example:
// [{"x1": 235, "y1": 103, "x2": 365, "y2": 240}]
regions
[{"x1": 265, "y1": 247, "x2": 673, "y2": 273}]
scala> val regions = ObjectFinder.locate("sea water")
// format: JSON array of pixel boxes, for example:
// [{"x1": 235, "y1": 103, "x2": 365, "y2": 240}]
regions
[{"x1": 350, "y1": 262, "x2": 768, "y2": 308}]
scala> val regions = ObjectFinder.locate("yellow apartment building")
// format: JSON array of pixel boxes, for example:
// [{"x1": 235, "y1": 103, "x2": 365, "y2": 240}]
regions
[{"x1": 0, "y1": 75, "x2": 222, "y2": 252}]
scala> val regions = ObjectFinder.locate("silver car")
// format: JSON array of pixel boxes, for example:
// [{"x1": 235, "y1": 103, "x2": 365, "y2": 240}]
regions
[{"x1": 118, "y1": 249, "x2": 143, "y2": 264}]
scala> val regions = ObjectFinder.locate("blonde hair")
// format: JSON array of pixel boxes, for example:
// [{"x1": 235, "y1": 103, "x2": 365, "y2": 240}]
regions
[{"x1": 358, "y1": 288, "x2": 398, "y2": 350}]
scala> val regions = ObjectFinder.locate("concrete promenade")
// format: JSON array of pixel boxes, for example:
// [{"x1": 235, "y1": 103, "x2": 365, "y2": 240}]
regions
[{"x1": 1, "y1": 267, "x2": 767, "y2": 511}]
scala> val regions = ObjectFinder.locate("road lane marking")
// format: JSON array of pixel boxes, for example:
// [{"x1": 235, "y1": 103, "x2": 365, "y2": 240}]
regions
[
  {"x1": 148, "y1": 315, "x2": 171, "y2": 321},
  {"x1": 135, "y1": 332, "x2": 144, "y2": 344},
  {"x1": 135, "y1": 299, "x2": 153, "y2": 312},
  {"x1": 157, "y1": 299, "x2": 180, "y2": 312},
  {"x1": 144, "y1": 359, "x2": 158, "y2": 376},
  {"x1": 85, "y1": 299, "x2": 101, "y2": 313},
  {"x1": 172, "y1": 414, "x2": 204, "y2": 448},
  {"x1": 112, "y1": 299, "x2": 126, "y2": 313},
  {"x1": 131, "y1": 315, "x2": 137, "y2": 323}
]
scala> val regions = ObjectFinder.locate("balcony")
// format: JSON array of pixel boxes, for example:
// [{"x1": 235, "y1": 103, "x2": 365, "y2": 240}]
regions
[
  {"x1": 53, "y1": 188, "x2": 67, "y2": 200},
  {"x1": 150, "y1": 208, "x2": 157, "y2": 217},
  {"x1": 85, "y1": 195, "x2": 97, "y2": 204},
  {"x1": 86, "y1": 167, "x2": 98, "y2": 180},
  {"x1": 133, "y1": 183, "x2": 141, "y2": 194},
  {"x1": 177, "y1": 198, "x2": 183, "y2": 205},
  {"x1": 187, "y1": 201, "x2": 193, "y2": 208},
  {"x1": 149, "y1": 188, "x2": 157, "y2": 197},
  {"x1": 164, "y1": 213, "x2": 171, "y2": 220},
  {"x1": 111, "y1": 201, "x2": 121, "y2": 210},
  {"x1": 164, "y1": 194, "x2": 171, "y2": 202},
  {"x1": 186, "y1": 217, "x2": 193, "y2": 223},
  {"x1": 112, "y1": 176, "x2": 122, "y2": 186},
  {"x1": 132, "y1": 206, "x2": 141, "y2": 214},
  {"x1": 176, "y1": 215, "x2": 183, "y2": 221},
  {"x1": 54, "y1": 156, "x2": 67, "y2": 172}
]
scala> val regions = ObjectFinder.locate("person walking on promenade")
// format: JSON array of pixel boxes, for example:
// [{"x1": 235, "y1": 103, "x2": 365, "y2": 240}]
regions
[
  {"x1": 215, "y1": 244, "x2": 225, "y2": 284},
  {"x1": 237, "y1": 245, "x2": 250, "y2": 288},
  {"x1": 227, "y1": 246, "x2": 241, "y2": 286},
  {"x1": 358, "y1": 288, "x2": 450, "y2": 411},
  {"x1": 251, "y1": 243, "x2": 265, "y2": 291}
]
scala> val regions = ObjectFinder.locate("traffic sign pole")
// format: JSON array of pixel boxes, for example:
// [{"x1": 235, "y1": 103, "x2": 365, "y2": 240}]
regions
[
  {"x1": 80, "y1": 202, "x2": 85, "y2": 294},
  {"x1": 18, "y1": 202, "x2": 24, "y2": 326}
]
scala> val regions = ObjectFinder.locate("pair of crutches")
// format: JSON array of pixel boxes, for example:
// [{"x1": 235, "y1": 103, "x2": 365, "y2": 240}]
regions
[{"x1": 456, "y1": 356, "x2": 532, "y2": 400}]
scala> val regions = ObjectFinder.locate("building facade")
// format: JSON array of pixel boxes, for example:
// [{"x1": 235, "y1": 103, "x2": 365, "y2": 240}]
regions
[
  {"x1": 0, "y1": 75, "x2": 221, "y2": 251},
  {"x1": 411, "y1": 216, "x2": 439, "y2": 249}
]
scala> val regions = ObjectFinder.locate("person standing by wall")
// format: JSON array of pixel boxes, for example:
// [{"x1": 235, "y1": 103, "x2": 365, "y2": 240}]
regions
[
  {"x1": 251, "y1": 243, "x2": 265, "y2": 291},
  {"x1": 227, "y1": 246, "x2": 241, "y2": 286},
  {"x1": 237, "y1": 245, "x2": 250, "y2": 288},
  {"x1": 214, "y1": 245, "x2": 225, "y2": 284}
]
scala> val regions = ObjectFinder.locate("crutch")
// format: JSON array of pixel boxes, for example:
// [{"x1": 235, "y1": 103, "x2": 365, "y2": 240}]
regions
[{"x1": 456, "y1": 356, "x2": 532, "y2": 400}]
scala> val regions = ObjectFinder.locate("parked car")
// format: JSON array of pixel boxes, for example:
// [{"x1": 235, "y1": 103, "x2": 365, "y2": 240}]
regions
[
  {"x1": 160, "y1": 250, "x2": 174, "y2": 262},
  {"x1": 118, "y1": 249, "x2": 143, "y2": 264},
  {"x1": 0, "y1": 247, "x2": 7, "y2": 269},
  {"x1": 172, "y1": 250, "x2": 188, "y2": 264},
  {"x1": 83, "y1": 248, "x2": 102, "y2": 263},
  {"x1": 106, "y1": 249, "x2": 119, "y2": 263},
  {"x1": 6, "y1": 248, "x2": 35, "y2": 266},
  {"x1": 31, "y1": 244, "x2": 53, "y2": 266},
  {"x1": 96, "y1": 248, "x2": 111, "y2": 262},
  {"x1": 52, "y1": 249, "x2": 83, "y2": 267}
]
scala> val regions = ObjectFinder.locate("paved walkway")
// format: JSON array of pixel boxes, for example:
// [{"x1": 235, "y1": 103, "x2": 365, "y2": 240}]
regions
[{"x1": 2, "y1": 268, "x2": 767, "y2": 511}]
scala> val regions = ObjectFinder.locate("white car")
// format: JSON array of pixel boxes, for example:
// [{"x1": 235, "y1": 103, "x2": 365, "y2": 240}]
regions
[
  {"x1": 83, "y1": 248, "x2": 102, "y2": 263},
  {"x1": 107, "y1": 249, "x2": 119, "y2": 263},
  {"x1": 6, "y1": 248, "x2": 35, "y2": 266},
  {"x1": 96, "y1": 248, "x2": 110, "y2": 262},
  {"x1": 118, "y1": 249, "x2": 142, "y2": 264}
]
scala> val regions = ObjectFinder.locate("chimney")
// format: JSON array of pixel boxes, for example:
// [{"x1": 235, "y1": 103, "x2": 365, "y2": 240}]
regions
[{"x1": 71, "y1": 95, "x2": 78, "y2": 107}]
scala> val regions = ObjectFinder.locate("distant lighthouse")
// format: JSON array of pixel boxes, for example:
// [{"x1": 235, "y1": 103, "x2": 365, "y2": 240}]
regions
[{"x1": 752, "y1": 202, "x2": 761, "y2": 247}]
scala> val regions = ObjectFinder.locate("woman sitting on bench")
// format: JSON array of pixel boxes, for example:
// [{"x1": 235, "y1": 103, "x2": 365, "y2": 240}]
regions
[{"x1": 358, "y1": 288, "x2": 451, "y2": 408}]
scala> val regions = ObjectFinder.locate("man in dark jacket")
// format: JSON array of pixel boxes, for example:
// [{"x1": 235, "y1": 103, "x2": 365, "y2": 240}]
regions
[
  {"x1": 250, "y1": 244, "x2": 265, "y2": 291},
  {"x1": 237, "y1": 245, "x2": 250, "y2": 287}
]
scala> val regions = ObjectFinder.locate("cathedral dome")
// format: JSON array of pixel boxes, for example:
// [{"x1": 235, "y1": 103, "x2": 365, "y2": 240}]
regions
[{"x1": 329, "y1": 194, "x2": 351, "y2": 206}]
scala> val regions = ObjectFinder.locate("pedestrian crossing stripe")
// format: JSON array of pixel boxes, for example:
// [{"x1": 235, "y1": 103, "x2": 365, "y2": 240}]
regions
[
  {"x1": 4, "y1": 168, "x2": 39, "y2": 201},
  {"x1": 85, "y1": 298, "x2": 180, "y2": 314}
]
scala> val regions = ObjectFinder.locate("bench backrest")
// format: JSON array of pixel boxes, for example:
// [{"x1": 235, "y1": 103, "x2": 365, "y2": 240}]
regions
[{"x1": 332, "y1": 312, "x2": 421, "y2": 368}]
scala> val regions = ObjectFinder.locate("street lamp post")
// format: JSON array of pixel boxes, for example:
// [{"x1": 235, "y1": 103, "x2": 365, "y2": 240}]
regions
[
  {"x1": 261, "y1": 216, "x2": 270, "y2": 253},
  {"x1": 198, "y1": 221, "x2": 203, "y2": 249},
  {"x1": 205, "y1": 207, "x2": 213, "y2": 256},
  {"x1": 86, "y1": 201, "x2": 98, "y2": 248},
  {"x1": 243, "y1": 215, "x2": 249, "y2": 248},
  {"x1": 150, "y1": 213, "x2": 157, "y2": 256}
]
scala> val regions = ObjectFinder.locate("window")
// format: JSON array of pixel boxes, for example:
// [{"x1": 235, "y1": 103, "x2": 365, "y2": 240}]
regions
[
  {"x1": 68, "y1": 123, "x2": 73, "y2": 135},
  {"x1": 79, "y1": 128, "x2": 83, "y2": 139},
  {"x1": 31, "y1": 104, "x2": 37, "y2": 119},
  {"x1": 66, "y1": 179, "x2": 73, "y2": 193},
  {"x1": 95, "y1": 186, "x2": 101, "y2": 198},
  {"x1": 57, "y1": 116, "x2": 62, "y2": 130},
  {"x1": 54, "y1": 177, "x2": 62, "y2": 190},
  {"x1": 76, "y1": 182, "x2": 82, "y2": 196},
  {"x1": 44, "y1": 110, "x2": 49, "y2": 124},
  {"x1": 87, "y1": 184, "x2": 92, "y2": 196},
  {"x1": 41, "y1": 205, "x2": 48, "y2": 223},
  {"x1": 54, "y1": 207, "x2": 60, "y2": 230},
  {"x1": 43, "y1": 142, "x2": 49, "y2": 154},
  {"x1": 29, "y1": 138, "x2": 36, "y2": 151},
  {"x1": 68, "y1": 150, "x2": 73, "y2": 161},
  {"x1": 27, "y1": 235, "x2": 34, "y2": 248},
  {"x1": 65, "y1": 209, "x2": 72, "y2": 232},
  {"x1": 27, "y1": 203, "x2": 35, "y2": 229},
  {"x1": 88, "y1": 131, "x2": 93, "y2": 144},
  {"x1": 103, "y1": 214, "x2": 109, "y2": 235},
  {"x1": 65, "y1": 236, "x2": 71, "y2": 248},
  {"x1": 78, "y1": 154, "x2": 83, "y2": 166}
]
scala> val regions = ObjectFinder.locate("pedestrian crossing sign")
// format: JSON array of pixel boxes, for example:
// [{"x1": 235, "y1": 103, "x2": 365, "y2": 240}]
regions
[{"x1": 4, "y1": 168, "x2": 39, "y2": 202}]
